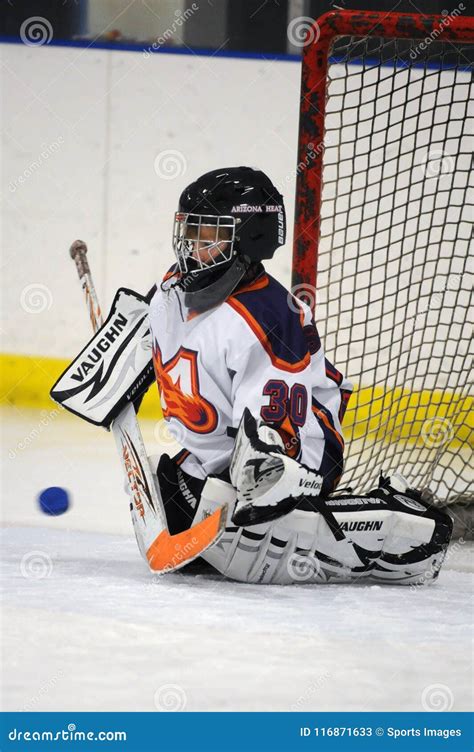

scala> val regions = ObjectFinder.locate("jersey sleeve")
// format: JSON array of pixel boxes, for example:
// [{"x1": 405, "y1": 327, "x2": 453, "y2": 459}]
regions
[{"x1": 225, "y1": 285, "x2": 353, "y2": 491}]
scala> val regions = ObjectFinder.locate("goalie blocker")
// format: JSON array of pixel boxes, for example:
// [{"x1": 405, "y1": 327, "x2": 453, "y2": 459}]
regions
[{"x1": 51, "y1": 287, "x2": 156, "y2": 427}]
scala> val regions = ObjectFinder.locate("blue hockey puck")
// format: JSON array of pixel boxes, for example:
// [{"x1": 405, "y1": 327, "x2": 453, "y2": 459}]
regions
[{"x1": 38, "y1": 486, "x2": 70, "y2": 516}]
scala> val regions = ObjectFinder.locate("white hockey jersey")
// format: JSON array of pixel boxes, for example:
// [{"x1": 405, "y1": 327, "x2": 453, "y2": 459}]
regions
[{"x1": 149, "y1": 268, "x2": 352, "y2": 493}]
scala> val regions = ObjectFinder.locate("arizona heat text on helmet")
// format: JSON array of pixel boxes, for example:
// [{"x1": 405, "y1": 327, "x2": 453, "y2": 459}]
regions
[{"x1": 171, "y1": 167, "x2": 286, "y2": 311}]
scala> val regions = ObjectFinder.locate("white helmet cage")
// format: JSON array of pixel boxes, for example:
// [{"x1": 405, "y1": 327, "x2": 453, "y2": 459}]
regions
[{"x1": 172, "y1": 212, "x2": 239, "y2": 274}]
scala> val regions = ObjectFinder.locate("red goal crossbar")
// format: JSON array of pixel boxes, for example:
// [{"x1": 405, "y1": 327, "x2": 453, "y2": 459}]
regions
[{"x1": 291, "y1": 10, "x2": 474, "y2": 300}]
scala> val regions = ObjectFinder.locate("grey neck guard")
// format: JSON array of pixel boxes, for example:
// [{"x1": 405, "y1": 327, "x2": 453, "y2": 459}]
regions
[{"x1": 183, "y1": 256, "x2": 251, "y2": 315}]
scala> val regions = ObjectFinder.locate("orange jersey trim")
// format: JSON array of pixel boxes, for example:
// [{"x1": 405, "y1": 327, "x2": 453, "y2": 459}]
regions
[
  {"x1": 175, "y1": 449, "x2": 190, "y2": 466},
  {"x1": 277, "y1": 415, "x2": 301, "y2": 459},
  {"x1": 311, "y1": 404, "x2": 344, "y2": 450},
  {"x1": 233, "y1": 274, "x2": 270, "y2": 295},
  {"x1": 162, "y1": 267, "x2": 180, "y2": 283}
]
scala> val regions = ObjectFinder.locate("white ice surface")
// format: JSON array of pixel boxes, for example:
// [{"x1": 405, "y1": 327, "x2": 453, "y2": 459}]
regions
[{"x1": 1, "y1": 407, "x2": 473, "y2": 712}]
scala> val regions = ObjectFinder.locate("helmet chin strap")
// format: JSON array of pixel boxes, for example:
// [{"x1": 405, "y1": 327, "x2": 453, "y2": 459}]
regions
[{"x1": 183, "y1": 256, "x2": 251, "y2": 314}]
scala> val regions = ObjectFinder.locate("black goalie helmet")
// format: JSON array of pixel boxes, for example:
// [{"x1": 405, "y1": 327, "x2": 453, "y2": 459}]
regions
[{"x1": 172, "y1": 166, "x2": 286, "y2": 278}]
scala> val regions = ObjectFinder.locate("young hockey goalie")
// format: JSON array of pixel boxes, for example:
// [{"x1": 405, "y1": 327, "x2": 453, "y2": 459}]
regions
[
  {"x1": 147, "y1": 166, "x2": 452, "y2": 585},
  {"x1": 52, "y1": 166, "x2": 453, "y2": 584}
]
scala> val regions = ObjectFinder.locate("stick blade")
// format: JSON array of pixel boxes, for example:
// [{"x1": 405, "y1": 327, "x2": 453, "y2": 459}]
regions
[{"x1": 146, "y1": 505, "x2": 228, "y2": 573}]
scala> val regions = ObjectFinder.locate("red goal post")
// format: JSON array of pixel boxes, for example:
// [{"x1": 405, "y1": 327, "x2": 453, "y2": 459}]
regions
[
  {"x1": 292, "y1": 10, "x2": 474, "y2": 288},
  {"x1": 291, "y1": 10, "x2": 473, "y2": 511}
]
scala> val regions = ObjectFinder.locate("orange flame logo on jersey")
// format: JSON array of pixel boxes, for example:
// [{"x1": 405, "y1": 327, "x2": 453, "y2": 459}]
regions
[{"x1": 153, "y1": 343, "x2": 218, "y2": 433}]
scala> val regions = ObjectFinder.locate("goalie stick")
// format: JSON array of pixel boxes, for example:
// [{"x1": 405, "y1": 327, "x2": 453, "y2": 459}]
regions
[{"x1": 69, "y1": 240, "x2": 227, "y2": 573}]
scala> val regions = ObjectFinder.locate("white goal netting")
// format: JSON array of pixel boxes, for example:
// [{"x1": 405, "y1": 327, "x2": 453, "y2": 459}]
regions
[{"x1": 315, "y1": 36, "x2": 473, "y2": 505}]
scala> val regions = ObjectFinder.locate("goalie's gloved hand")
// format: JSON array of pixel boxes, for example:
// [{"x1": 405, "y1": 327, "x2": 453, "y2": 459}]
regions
[{"x1": 230, "y1": 408, "x2": 322, "y2": 527}]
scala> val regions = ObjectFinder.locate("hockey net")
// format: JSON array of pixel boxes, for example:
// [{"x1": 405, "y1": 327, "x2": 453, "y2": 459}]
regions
[{"x1": 292, "y1": 11, "x2": 473, "y2": 513}]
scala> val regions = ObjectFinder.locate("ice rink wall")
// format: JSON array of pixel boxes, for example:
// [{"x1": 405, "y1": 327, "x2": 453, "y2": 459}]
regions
[{"x1": 1, "y1": 41, "x2": 301, "y2": 414}]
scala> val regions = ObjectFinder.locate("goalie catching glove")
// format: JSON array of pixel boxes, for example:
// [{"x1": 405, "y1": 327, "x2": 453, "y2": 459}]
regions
[{"x1": 229, "y1": 408, "x2": 323, "y2": 526}]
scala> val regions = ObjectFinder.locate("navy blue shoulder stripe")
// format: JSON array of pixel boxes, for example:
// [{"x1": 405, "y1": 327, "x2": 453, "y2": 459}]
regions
[{"x1": 231, "y1": 274, "x2": 309, "y2": 366}]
